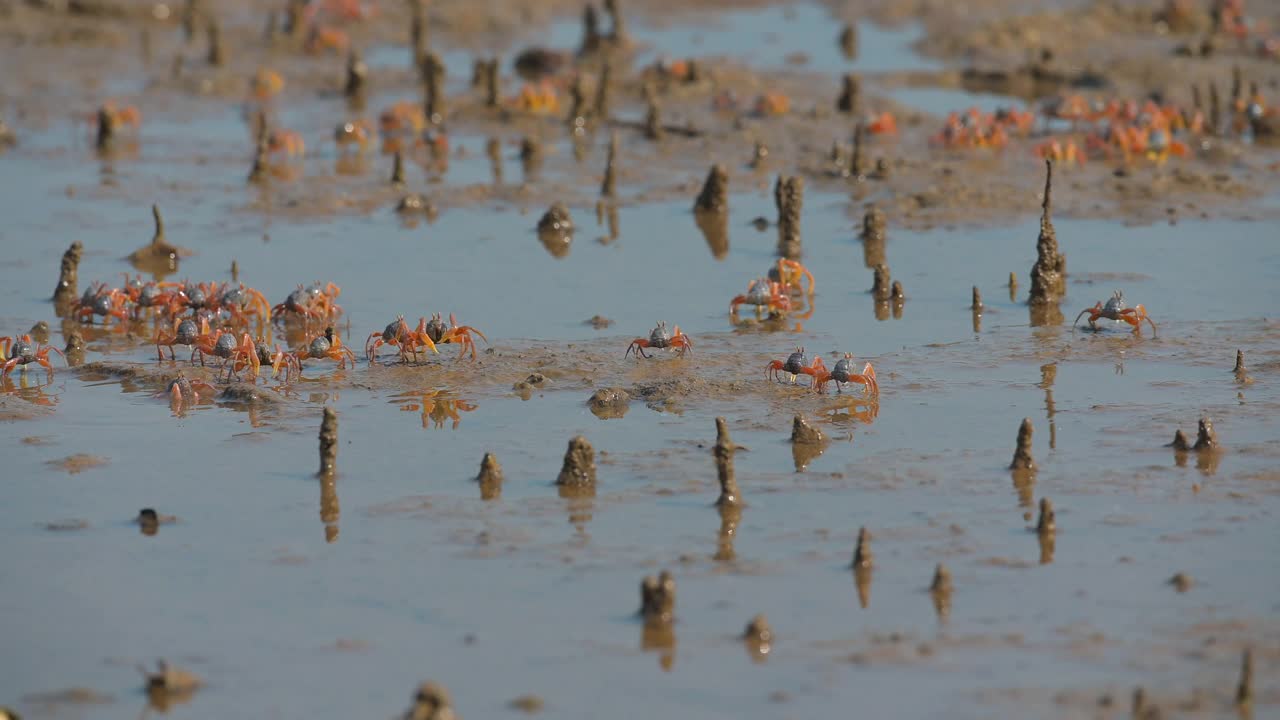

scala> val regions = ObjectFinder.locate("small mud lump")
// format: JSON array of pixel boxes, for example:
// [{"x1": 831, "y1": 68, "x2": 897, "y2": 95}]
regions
[
  {"x1": 1193, "y1": 417, "x2": 1218, "y2": 451},
  {"x1": 1010, "y1": 418, "x2": 1035, "y2": 470},
  {"x1": 555, "y1": 435, "x2": 597, "y2": 487},
  {"x1": 714, "y1": 417, "x2": 740, "y2": 507},
  {"x1": 851, "y1": 527, "x2": 874, "y2": 569},
  {"x1": 1036, "y1": 497, "x2": 1056, "y2": 535},
  {"x1": 51, "y1": 241, "x2": 83, "y2": 311},
  {"x1": 790, "y1": 414, "x2": 825, "y2": 445},
  {"x1": 403, "y1": 681, "x2": 457, "y2": 720},
  {"x1": 476, "y1": 453, "x2": 503, "y2": 500},
  {"x1": 639, "y1": 570, "x2": 676, "y2": 625},
  {"x1": 694, "y1": 164, "x2": 729, "y2": 214}
]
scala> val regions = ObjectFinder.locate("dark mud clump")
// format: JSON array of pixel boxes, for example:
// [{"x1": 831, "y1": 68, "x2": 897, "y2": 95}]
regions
[
  {"x1": 135, "y1": 508, "x2": 177, "y2": 536},
  {"x1": 1028, "y1": 160, "x2": 1066, "y2": 306},
  {"x1": 129, "y1": 205, "x2": 190, "y2": 275},
  {"x1": 851, "y1": 526, "x2": 874, "y2": 570},
  {"x1": 555, "y1": 435, "x2": 597, "y2": 488},
  {"x1": 713, "y1": 417, "x2": 739, "y2": 507},
  {"x1": 1232, "y1": 350, "x2": 1252, "y2": 384},
  {"x1": 476, "y1": 452, "x2": 503, "y2": 500},
  {"x1": 537, "y1": 203, "x2": 574, "y2": 258},
  {"x1": 396, "y1": 193, "x2": 438, "y2": 221},
  {"x1": 836, "y1": 73, "x2": 860, "y2": 114},
  {"x1": 585, "y1": 315, "x2": 613, "y2": 329},
  {"x1": 639, "y1": 570, "x2": 676, "y2": 625},
  {"x1": 218, "y1": 383, "x2": 283, "y2": 405},
  {"x1": 1010, "y1": 418, "x2": 1035, "y2": 470},
  {"x1": 51, "y1": 241, "x2": 83, "y2": 313},
  {"x1": 318, "y1": 407, "x2": 338, "y2": 477},
  {"x1": 1169, "y1": 429, "x2": 1192, "y2": 452},
  {"x1": 775, "y1": 175, "x2": 804, "y2": 260},
  {"x1": 587, "y1": 387, "x2": 631, "y2": 419},
  {"x1": 403, "y1": 681, "x2": 456, "y2": 720},
  {"x1": 742, "y1": 614, "x2": 773, "y2": 662}
]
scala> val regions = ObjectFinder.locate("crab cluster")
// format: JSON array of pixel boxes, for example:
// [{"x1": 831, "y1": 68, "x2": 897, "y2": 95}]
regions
[{"x1": 930, "y1": 107, "x2": 1034, "y2": 151}]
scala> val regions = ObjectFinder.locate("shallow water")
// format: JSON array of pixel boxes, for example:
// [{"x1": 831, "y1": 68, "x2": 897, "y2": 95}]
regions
[{"x1": 2, "y1": 2, "x2": 1279, "y2": 719}]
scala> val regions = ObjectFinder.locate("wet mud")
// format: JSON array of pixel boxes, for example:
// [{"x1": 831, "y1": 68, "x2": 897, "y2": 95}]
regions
[{"x1": 3, "y1": 0, "x2": 1280, "y2": 718}]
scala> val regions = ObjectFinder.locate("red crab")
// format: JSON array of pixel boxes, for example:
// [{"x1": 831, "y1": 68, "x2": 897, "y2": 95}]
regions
[{"x1": 625, "y1": 321, "x2": 693, "y2": 358}]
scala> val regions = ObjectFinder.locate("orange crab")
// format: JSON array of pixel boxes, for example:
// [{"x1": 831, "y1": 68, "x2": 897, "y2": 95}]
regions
[
  {"x1": 379, "y1": 101, "x2": 427, "y2": 136},
  {"x1": 1073, "y1": 290, "x2": 1157, "y2": 334},
  {"x1": 250, "y1": 68, "x2": 285, "y2": 102},
  {"x1": 155, "y1": 373, "x2": 218, "y2": 404},
  {"x1": 767, "y1": 258, "x2": 816, "y2": 296},
  {"x1": 155, "y1": 317, "x2": 202, "y2": 360},
  {"x1": 334, "y1": 119, "x2": 374, "y2": 152},
  {"x1": 510, "y1": 81, "x2": 560, "y2": 115},
  {"x1": 2, "y1": 335, "x2": 64, "y2": 379},
  {"x1": 305, "y1": 25, "x2": 350, "y2": 55},
  {"x1": 865, "y1": 111, "x2": 897, "y2": 135},
  {"x1": 74, "y1": 283, "x2": 131, "y2": 325},
  {"x1": 731, "y1": 278, "x2": 792, "y2": 317},
  {"x1": 766, "y1": 347, "x2": 823, "y2": 384},
  {"x1": 417, "y1": 313, "x2": 487, "y2": 361},
  {"x1": 266, "y1": 129, "x2": 305, "y2": 158},
  {"x1": 625, "y1": 321, "x2": 693, "y2": 358},
  {"x1": 271, "y1": 282, "x2": 343, "y2": 324},
  {"x1": 1036, "y1": 139, "x2": 1084, "y2": 166},
  {"x1": 752, "y1": 92, "x2": 790, "y2": 117},
  {"x1": 366, "y1": 315, "x2": 440, "y2": 363},
  {"x1": 813, "y1": 353, "x2": 878, "y2": 396},
  {"x1": 279, "y1": 327, "x2": 357, "y2": 373}
]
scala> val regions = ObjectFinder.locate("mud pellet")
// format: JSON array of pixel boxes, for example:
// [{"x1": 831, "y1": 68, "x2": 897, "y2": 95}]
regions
[
  {"x1": 775, "y1": 175, "x2": 804, "y2": 260},
  {"x1": 587, "y1": 387, "x2": 630, "y2": 418},
  {"x1": 790, "y1": 414, "x2": 825, "y2": 446},
  {"x1": 405, "y1": 681, "x2": 455, "y2": 720},
  {"x1": 206, "y1": 17, "x2": 223, "y2": 67},
  {"x1": 476, "y1": 453, "x2": 503, "y2": 500},
  {"x1": 1236, "y1": 648, "x2": 1253, "y2": 706},
  {"x1": 1193, "y1": 417, "x2": 1218, "y2": 451},
  {"x1": 391, "y1": 151, "x2": 406, "y2": 186},
  {"x1": 972, "y1": 286, "x2": 983, "y2": 311},
  {"x1": 51, "y1": 241, "x2": 83, "y2": 309},
  {"x1": 851, "y1": 527, "x2": 873, "y2": 569},
  {"x1": 1168, "y1": 572, "x2": 1192, "y2": 592},
  {"x1": 1010, "y1": 418, "x2": 1035, "y2": 470},
  {"x1": 870, "y1": 264, "x2": 892, "y2": 302},
  {"x1": 1036, "y1": 497, "x2": 1055, "y2": 535},
  {"x1": 743, "y1": 614, "x2": 773, "y2": 658},
  {"x1": 714, "y1": 417, "x2": 739, "y2": 507},
  {"x1": 64, "y1": 330, "x2": 85, "y2": 355},
  {"x1": 693, "y1": 164, "x2": 728, "y2": 214},
  {"x1": 318, "y1": 407, "x2": 338, "y2": 477},
  {"x1": 837, "y1": 73, "x2": 860, "y2": 114},
  {"x1": 930, "y1": 564, "x2": 953, "y2": 594},
  {"x1": 601, "y1": 132, "x2": 618, "y2": 197},
  {"x1": 137, "y1": 508, "x2": 160, "y2": 536},
  {"x1": 838, "y1": 24, "x2": 858, "y2": 59},
  {"x1": 345, "y1": 49, "x2": 368, "y2": 103},
  {"x1": 556, "y1": 435, "x2": 596, "y2": 487},
  {"x1": 640, "y1": 571, "x2": 676, "y2": 625}
]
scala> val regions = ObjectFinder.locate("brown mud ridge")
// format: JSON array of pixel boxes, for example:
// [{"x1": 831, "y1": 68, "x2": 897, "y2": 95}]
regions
[{"x1": 0, "y1": 0, "x2": 1277, "y2": 230}]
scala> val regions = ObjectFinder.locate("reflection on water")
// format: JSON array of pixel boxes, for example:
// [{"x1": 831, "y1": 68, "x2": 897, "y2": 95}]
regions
[
  {"x1": 1, "y1": 375, "x2": 60, "y2": 408},
  {"x1": 392, "y1": 389, "x2": 477, "y2": 429}
]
